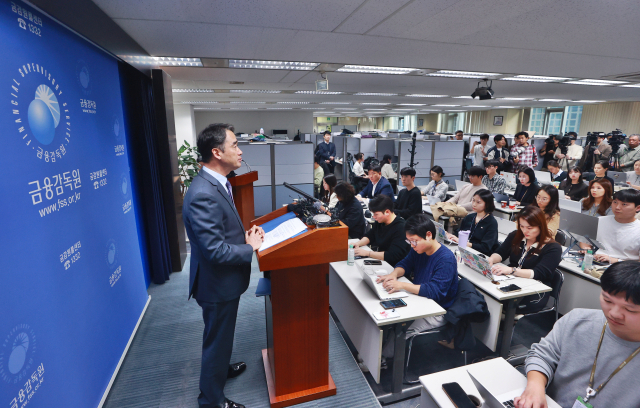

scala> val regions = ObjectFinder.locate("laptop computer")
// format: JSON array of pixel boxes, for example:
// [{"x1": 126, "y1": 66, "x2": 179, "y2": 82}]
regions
[
  {"x1": 426, "y1": 195, "x2": 440, "y2": 206},
  {"x1": 501, "y1": 172, "x2": 517, "y2": 186},
  {"x1": 355, "y1": 259, "x2": 408, "y2": 300},
  {"x1": 608, "y1": 171, "x2": 627, "y2": 185},
  {"x1": 534, "y1": 170, "x2": 552, "y2": 185},
  {"x1": 496, "y1": 218, "x2": 517, "y2": 236},
  {"x1": 433, "y1": 221, "x2": 451, "y2": 245},
  {"x1": 558, "y1": 197, "x2": 582, "y2": 213},
  {"x1": 493, "y1": 192, "x2": 509, "y2": 203},
  {"x1": 468, "y1": 371, "x2": 561, "y2": 408},
  {"x1": 459, "y1": 247, "x2": 496, "y2": 281},
  {"x1": 455, "y1": 179, "x2": 470, "y2": 192}
]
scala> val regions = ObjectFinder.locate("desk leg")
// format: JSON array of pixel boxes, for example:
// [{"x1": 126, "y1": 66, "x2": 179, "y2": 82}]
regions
[
  {"x1": 392, "y1": 322, "x2": 410, "y2": 395},
  {"x1": 499, "y1": 298, "x2": 521, "y2": 358}
]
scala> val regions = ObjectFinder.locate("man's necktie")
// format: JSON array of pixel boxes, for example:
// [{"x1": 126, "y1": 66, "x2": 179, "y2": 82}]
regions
[{"x1": 225, "y1": 180, "x2": 235, "y2": 206}]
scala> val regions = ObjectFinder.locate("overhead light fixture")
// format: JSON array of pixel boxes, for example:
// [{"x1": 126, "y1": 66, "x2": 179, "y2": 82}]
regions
[
  {"x1": 620, "y1": 83, "x2": 640, "y2": 88},
  {"x1": 452, "y1": 96, "x2": 473, "y2": 99},
  {"x1": 173, "y1": 88, "x2": 214, "y2": 93},
  {"x1": 182, "y1": 101, "x2": 218, "y2": 104},
  {"x1": 320, "y1": 102, "x2": 350, "y2": 104},
  {"x1": 361, "y1": 103, "x2": 389, "y2": 105},
  {"x1": 230, "y1": 89, "x2": 281, "y2": 93},
  {"x1": 465, "y1": 105, "x2": 490, "y2": 108},
  {"x1": 498, "y1": 97, "x2": 534, "y2": 101},
  {"x1": 574, "y1": 100, "x2": 605, "y2": 103},
  {"x1": 446, "y1": 110, "x2": 464, "y2": 112},
  {"x1": 229, "y1": 60, "x2": 319, "y2": 70},
  {"x1": 295, "y1": 90, "x2": 344, "y2": 94},
  {"x1": 406, "y1": 94, "x2": 448, "y2": 98},
  {"x1": 336, "y1": 65, "x2": 419, "y2": 75},
  {"x1": 471, "y1": 79, "x2": 494, "y2": 100},
  {"x1": 355, "y1": 92, "x2": 398, "y2": 96},
  {"x1": 277, "y1": 101, "x2": 310, "y2": 104},
  {"x1": 495, "y1": 106, "x2": 521, "y2": 108},
  {"x1": 397, "y1": 103, "x2": 426, "y2": 106},
  {"x1": 427, "y1": 70, "x2": 500, "y2": 79},
  {"x1": 267, "y1": 107, "x2": 293, "y2": 110},
  {"x1": 336, "y1": 108, "x2": 357, "y2": 110},
  {"x1": 431, "y1": 104, "x2": 460, "y2": 107},
  {"x1": 119, "y1": 56, "x2": 203, "y2": 67},
  {"x1": 230, "y1": 101, "x2": 266, "y2": 104},
  {"x1": 564, "y1": 79, "x2": 628, "y2": 86},
  {"x1": 501, "y1": 75, "x2": 570, "y2": 83},
  {"x1": 363, "y1": 109, "x2": 387, "y2": 111},
  {"x1": 538, "y1": 99, "x2": 569, "y2": 102}
]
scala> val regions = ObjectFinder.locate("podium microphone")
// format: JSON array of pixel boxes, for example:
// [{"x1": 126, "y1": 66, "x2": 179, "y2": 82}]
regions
[{"x1": 242, "y1": 159, "x2": 252, "y2": 172}]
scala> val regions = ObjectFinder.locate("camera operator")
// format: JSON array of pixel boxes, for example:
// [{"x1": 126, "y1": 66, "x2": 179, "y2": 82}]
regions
[
  {"x1": 593, "y1": 133, "x2": 612, "y2": 162},
  {"x1": 539, "y1": 135, "x2": 559, "y2": 169},
  {"x1": 616, "y1": 134, "x2": 640, "y2": 172},
  {"x1": 510, "y1": 131, "x2": 538, "y2": 169},
  {"x1": 554, "y1": 132, "x2": 583, "y2": 170}
]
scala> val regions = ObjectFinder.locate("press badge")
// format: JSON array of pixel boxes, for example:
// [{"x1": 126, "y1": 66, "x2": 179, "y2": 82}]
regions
[{"x1": 572, "y1": 396, "x2": 593, "y2": 408}]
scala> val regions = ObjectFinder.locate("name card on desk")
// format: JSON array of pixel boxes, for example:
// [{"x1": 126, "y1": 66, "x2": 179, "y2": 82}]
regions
[{"x1": 373, "y1": 309, "x2": 401, "y2": 321}]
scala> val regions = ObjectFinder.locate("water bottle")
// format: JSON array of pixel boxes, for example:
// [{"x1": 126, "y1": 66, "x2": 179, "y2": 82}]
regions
[
  {"x1": 582, "y1": 250, "x2": 593, "y2": 271},
  {"x1": 347, "y1": 244, "x2": 355, "y2": 266},
  {"x1": 259, "y1": 127, "x2": 264, "y2": 135}
]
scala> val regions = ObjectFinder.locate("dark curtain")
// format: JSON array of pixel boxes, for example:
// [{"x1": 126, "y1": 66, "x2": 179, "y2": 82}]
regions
[{"x1": 118, "y1": 62, "x2": 172, "y2": 284}]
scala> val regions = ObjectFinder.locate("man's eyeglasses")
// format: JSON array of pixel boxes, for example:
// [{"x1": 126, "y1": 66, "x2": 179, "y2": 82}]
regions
[{"x1": 405, "y1": 239, "x2": 418, "y2": 246}]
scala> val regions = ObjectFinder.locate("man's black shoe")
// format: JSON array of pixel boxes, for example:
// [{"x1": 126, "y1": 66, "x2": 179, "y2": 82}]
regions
[
  {"x1": 227, "y1": 362, "x2": 246, "y2": 379},
  {"x1": 217, "y1": 398, "x2": 245, "y2": 408}
]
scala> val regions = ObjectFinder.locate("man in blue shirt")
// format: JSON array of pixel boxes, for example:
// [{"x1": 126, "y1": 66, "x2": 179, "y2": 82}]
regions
[
  {"x1": 378, "y1": 214, "x2": 458, "y2": 360},
  {"x1": 357, "y1": 165, "x2": 395, "y2": 202}
]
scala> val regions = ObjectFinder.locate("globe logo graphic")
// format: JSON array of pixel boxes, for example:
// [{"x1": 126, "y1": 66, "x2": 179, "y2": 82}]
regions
[
  {"x1": 79, "y1": 66, "x2": 90, "y2": 89},
  {"x1": 27, "y1": 84, "x2": 60, "y2": 145},
  {"x1": 107, "y1": 243, "x2": 116, "y2": 265},
  {"x1": 8, "y1": 332, "x2": 29, "y2": 374},
  {"x1": 121, "y1": 177, "x2": 128, "y2": 195}
]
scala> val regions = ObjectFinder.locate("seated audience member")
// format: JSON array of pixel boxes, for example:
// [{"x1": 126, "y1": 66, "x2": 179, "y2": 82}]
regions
[
  {"x1": 486, "y1": 134, "x2": 511, "y2": 173},
  {"x1": 357, "y1": 165, "x2": 395, "y2": 201},
  {"x1": 380, "y1": 154, "x2": 397, "y2": 182},
  {"x1": 626, "y1": 159, "x2": 640, "y2": 190},
  {"x1": 377, "y1": 214, "x2": 458, "y2": 360},
  {"x1": 593, "y1": 160, "x2": 615, "y2": 187},
  {"x1": 447, "y1": 166, "x2": 488, "y2": 212},
  {"x1": 532, "y1": 184, "x2": 561, "y2": 238},
  {"x1": 352, "y1": 152, "x2": 368, "y2": 191},
  {"x1": 353, "y1": 195, "x2": 410, "y2": 267},
  {"x1": 559, "y1": 166, "x2": 589, "y2": 201},
  {"x1": 446, "y1": 189, "x2": 499, "y2": 255},
  {"x1": 546, "y1": 160, "x2": 566, "y2": 183},
  {"x1": 488, "y1": 206, "x2": 562, "y2": 313},
  {"x1": 472, "y1": 133, "x2": 489, "y2": 167},
  {"x1": 332, "y1": 181, "x2": 366, "y2": 239},
  {"x1": 422, "y1": 165, "x2": 449, "y2": 202},
  {"x1": 514, "y1": 261, "x2": 640, "y2": 408},
  {"x1": 513, "y1": 167, "x2": 539, "y2": 205},
  {"x1": 320, "y1": 174, "x2": 338, "y2": 210},
  {"x1": 617, "y1": 134, "x2": 640, "y2": 172},
  {"x1": 482, "y1": 160, "x2": 506, "y2": 195},
  {"x1": 554, "y1": 131, "x2": 583, "y2": 170},
  {"x1": 593, "y1": 189, "x2": 640, "y2": 263},
  {"x1": 313, "y1": 156, "x2": 324, "y2": 196},
  {"x1": 394, "y1": 167, "x2": 423, "y2": 220},
  {"x1": 580, "y1": 179, "x2": 613, "y2": 217}
]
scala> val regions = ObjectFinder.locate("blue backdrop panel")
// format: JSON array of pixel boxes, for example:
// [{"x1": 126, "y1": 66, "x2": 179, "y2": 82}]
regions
[{"x1": 0, "y1": 2, "x2": 148, "y2": 407}]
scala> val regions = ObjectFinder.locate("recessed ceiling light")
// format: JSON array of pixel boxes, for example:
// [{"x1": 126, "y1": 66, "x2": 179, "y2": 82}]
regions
[
  {"x1": 406, "y1": 94, "x2": 448, "y2": 98},
  {"x1": 277, "y1": 101, "x2": 309, "y2": 104},
  {"x1": 295, "y1": 90, "x2": 344, "y2": 94},
  {"x1": 355, "y1": 93, "x2": 398, "y2": 96},
  {"x1": 361, "y1": 103, "x2": 389, "y2": 105},
  {"x1": 229, "y1": 60, "x2": 319, "y2": 70},
  {"x1": 230, "y1": 101, "x2": 266, "y2": 104},
  {"x1": 230, "y1": 89, "x2": 281, "y2": 93},
  {"x1": 574, "y1": 100, "x2": 605, "y2": 103},
  {"x1": 564, "y1": 79, "x2": 628, "y2": 86},
  {"x1": 173, "y1": 88, "x2": 214, "y2": 93},
  {"x1": 538, "y1": 99, "x2": 569, "y2": 102},
  {"x1": 431, "y1": 104, "x2": 460, "y2": 107},
  {"x1": 620, "y1": 84, "x2": 640, "y2": 88},
  {"x1": 452, "y1": 96, "x2": 473, "y2": 99},
  {"x1": 498, "y1": 97, "x2": 535, "y2": 101},
  {"x1": 120, "y1": 56, "x2": 203, "y2": 67},
  {"x1": 501, "y1": 75, "x2": 570, "y2": 82},
  {"x1": 320, "y1": 102, "x2": 350, "y2": 104},
  {"x1": 427, "y1": 70, "x2": 500, "y2": 79},
  {"x1": 398, "y1": 103, "x2": 426, "y2": 106},
  {"x1": 337, "y1": 65, "x2": 419, "y2": 75}
]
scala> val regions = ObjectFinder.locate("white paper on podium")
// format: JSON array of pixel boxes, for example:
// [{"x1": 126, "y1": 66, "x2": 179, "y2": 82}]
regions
[{"x1": 259, "y1": 217, "x2": 308, "y2": 252}]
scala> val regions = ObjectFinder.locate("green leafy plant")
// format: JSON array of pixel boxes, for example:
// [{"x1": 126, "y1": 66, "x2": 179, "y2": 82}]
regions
[{"x1": 178, "y1": 140, "x2": 200, "y2": 196}]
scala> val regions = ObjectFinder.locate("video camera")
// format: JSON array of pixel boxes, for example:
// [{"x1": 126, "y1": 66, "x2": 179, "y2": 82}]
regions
[{"x1": 607, "y1": 129, "x2": 627, "y2": 155}]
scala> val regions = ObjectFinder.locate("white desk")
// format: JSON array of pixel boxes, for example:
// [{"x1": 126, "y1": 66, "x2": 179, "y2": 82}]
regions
[
  {"x1": 330, "y1": 260, "x2": 445, "y2": 403},
  {"x1": 557, "y1": 255, "x2": 602, "y2": 315},
  {"x1": 419, "y1": 357, "x2": 561, "y2": 408}
]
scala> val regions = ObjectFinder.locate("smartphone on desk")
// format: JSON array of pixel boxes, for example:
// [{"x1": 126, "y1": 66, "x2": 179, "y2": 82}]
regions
[
  {"x1": 442, "y1": 382, "x2": 477, "y2": 408},
  {"x1": 499, "y1": 284, "x2": 522, "y2": 293},
  {"x1": 364, "y1": 259, "x2": 382, "y2": 265},
  {"x1": 380, "y1": 299, "x2": 407, "y2": 309}
]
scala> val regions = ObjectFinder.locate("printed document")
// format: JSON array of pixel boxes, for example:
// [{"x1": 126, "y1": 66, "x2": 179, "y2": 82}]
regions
[{"x1": 259, "y1": 217, "x2": 308, "y2": 252}]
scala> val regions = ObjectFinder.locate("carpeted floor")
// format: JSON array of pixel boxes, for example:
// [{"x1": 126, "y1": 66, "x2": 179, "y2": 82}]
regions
[{"x1": 103, "y1": 255, "x2": 380, "y2": 408}]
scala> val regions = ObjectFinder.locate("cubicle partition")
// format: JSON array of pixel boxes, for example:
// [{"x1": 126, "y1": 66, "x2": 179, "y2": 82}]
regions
[
  {"x1": 375, "y1": 139, "x2": 396, "y2": 161},
  {"x1": 360, "y1": 138, "x2": 377, "y2": 160},
  {"x1": 397, "y1": 140, "x2": 465, "y2": 187}
]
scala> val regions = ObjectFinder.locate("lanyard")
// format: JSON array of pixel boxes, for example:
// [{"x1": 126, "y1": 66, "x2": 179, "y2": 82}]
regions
[
  {"x1": 429, "y1": 180, "x2": 442, "y2": 196},
  {"x1": 584, "y1": 322, "x2": 640, "y2": 402},
  {"x1": 517, "y1": 241, "x2": 535, "y2": 268},
  {"x1": 469, "y1": 213, "x2": 488, "y2": 238}
]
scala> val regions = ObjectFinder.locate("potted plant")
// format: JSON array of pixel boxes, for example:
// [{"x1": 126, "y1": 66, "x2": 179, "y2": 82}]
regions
[{"x1": 178, "y1": 140, "x2": 200, "y2": 196}]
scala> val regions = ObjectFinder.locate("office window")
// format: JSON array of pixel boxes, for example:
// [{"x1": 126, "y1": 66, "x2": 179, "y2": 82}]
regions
[
  {"x1": 547, "y1": 111, "x2": 563, "y2": 134},
  {"x1": 562, "y1": 105, "x2": 583, "y2": 134},
  {"x1": 528, "y1": 108, "x2": 545, "y2": 134}
]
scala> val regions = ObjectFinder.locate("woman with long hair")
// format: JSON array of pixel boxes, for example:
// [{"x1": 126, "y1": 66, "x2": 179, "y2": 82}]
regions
[
  {"x1": 580, "y1": 179, "x2": 613, "y2": 217},
  {"x1": 422, "y1": 165, "x2": 448, "y2": 202},
  {"x1": 559, "y1": 166, "x2": 588, "y2": 201},
  {"x1": 320, "y1": 173, "x2": 338, "y2": 210},
  {"x1": 488, "y1": 206, "x2": 562, "y2": 313},
  {"x1": 532, "y1": 184, "x2": 561, "y2": 238},
  {"x1": 380, "y1": 154, "x2": 396, "y2": 181},
  {"x1": 446, "y1": 189, "x2": 499, "y2": 255},
  {"x1": 513, "y1": 167, "x2": 539, "y2": 205},
  {"x1": 331, "y1": 181, "x2": 366, "y2": 238},
  {"x1": 593, "y1": 160, "x2": 615, "y2": 187}
]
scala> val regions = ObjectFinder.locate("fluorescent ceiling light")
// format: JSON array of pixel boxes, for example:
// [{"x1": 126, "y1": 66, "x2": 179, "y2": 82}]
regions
[
  {"x1": 495, "y1": 106, "x2": 521, "y2": 108},
  {"x1": 406, "y1": 94, "x2": 448, "y2": 98},
  {"x1": 538, "y1": 99, "x2": 569, "y2": 102},
  {"x1": 364, "y1": 109, "x2": 387, "y2": 111},
  {"x1": 229, "y1": 60, "x2": 319, "y2": 70},
  {"x1": 501, "y1": 75, "x2": 570, "y2": 82},
  {"x1": 120, "y1": 56, "x2": 203, "y2": 67},
  {"x1": 398, "y1": 103, "x2": 425, "y2": 106},
  {"x1": 452, "y1": 96, "x2": 473, "y2": 99},
  {"x1": 355, "y1": 93, "x2": 398, "y2": 96},
  {"x1": 320, "y1": 102, "x2": 350, "y2": 104},
  {"x1": 182, "y1": 101, "x2": 218, "y2": 104},
  {"x1": 574, "y1": 100, "x2": 605, "y2": 103},
  {"x1": 620, "y1": 84, "x2": 640, "y2": 88},
  {"x1": 173, "y1": 88, "x2": 214, "y2": 93},
  {"x1": 465, "y1": 105, "x2": 490, "y2": 108},
  {"x1": 446, "y1": 110, "x2": 464, "y2": 112},
  {"x1": 361, "y1": 103, "x2": 389, "y2": 105},
  {"x1": 564, "y1": 79, "x2": 628, "y2": 86},
  {"x1": 337, "y1": 65, "x2": 419, "y2": 75},
  {"x1": 277, "y1": 101, "x2": 310, "y2": 104},
  {"x1": 427, "y1": 70, "x2": 500, "y2": 79},
  {"x1": 230, "y1": 89, "x2": 281, "y2": 93},
  {"x1": 431, "y1": 104, "x2": 459, "y2": 107},
  {"x1": 267, "y1": 108, "x2": 293, "y2": 110},
  {"x1": 295, "y1": 90, "x2": 344, "y2": 94},
  {"x1": 336, "y1": 108, "x2": 357, "y2": 110},
  {"x1": 230, "y1": 101, "x2": 266, "y2": 104},
  {"x1": 498, "y1": 97, "x2": 534, "y2": 101}
]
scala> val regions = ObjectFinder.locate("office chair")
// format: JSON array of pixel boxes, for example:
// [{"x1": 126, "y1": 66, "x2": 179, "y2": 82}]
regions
[
  {"x1": 583, "y1": 172, "x2": 595, "y2": 181},
  {"x1": 404, "y1": 326, "x2": 467, "y2": 384},
  {"x1": 506, "y1": 268, "x2": 564, "y2": 365},
  {"x1": 554, "y1": 230, "x2": 567, "y2": 246}
]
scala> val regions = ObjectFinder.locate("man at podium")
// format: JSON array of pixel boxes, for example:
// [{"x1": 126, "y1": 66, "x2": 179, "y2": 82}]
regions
[{"x1": 183, "y1": 123, "x2": 264, "y2": 408}]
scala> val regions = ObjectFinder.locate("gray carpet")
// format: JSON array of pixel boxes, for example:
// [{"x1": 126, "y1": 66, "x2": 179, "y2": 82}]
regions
[{"x1": 103, "y1": 255, "x2": 380, "y2": 408}]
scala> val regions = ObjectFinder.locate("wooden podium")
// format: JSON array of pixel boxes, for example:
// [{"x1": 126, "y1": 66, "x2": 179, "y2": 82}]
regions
[
  {"x1": 251, "y1": 207, "x2": 348, "y2": 408},
  {"x1": 229, "y1": 171, "x2": 258, "y2": 229}
]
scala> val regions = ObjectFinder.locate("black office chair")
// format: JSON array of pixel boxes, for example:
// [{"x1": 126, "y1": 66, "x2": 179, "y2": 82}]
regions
[
  {"x1": 506, "y1": 268, "x2": 564, "y2": 365},
  {"x1": 555, "y1": 229, "x2": 567, "y2": 246},
  {"x1": 583, "y1": 172, "x2": 595, "y2": 181},
  {"x1": 403, "y1": 326, "x2": 467, "y2": 384}
]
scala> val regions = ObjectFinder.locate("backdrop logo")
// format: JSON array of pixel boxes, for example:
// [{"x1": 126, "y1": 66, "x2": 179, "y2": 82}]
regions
[
  {"x1": 105, "y1": 239, "x2": 118, "y2": 269},
  {"x1": 0, "y1": 324, "x2": 36, "y2": 384},
  {"x1": 121, "y1": 173, "x2": 132, "y2": 214},
  {"x1": 10, "y1": 63, "x2": 72, "y2": 162},
  {"x1": 75, "y1": 59, "x2": 91, "y2": 95}
]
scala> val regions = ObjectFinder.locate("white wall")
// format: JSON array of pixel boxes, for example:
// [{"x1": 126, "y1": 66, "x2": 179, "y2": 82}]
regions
[
  {"x1": 194, "y1": 110, "x2": 314, "y2": 137},
  {"x1": 174, "y1": 104, "x2": 196, "y2": 149}
]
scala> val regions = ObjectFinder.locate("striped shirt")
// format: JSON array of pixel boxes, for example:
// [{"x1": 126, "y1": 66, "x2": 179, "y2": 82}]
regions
[{"x1": 482, "y1": 174, "x2": 506, "y2": 194}]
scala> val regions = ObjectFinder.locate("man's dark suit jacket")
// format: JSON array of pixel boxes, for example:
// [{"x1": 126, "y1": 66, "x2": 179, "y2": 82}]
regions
[
  {"x1": 359, "y1": 176, "x2": 395, "y2": 201},
  {"x1": 183, "y1": 170, "x2": 253, "y2": 302},
  {"x1": 316, "y1": 141, "x2": 336, "y2": 161}
]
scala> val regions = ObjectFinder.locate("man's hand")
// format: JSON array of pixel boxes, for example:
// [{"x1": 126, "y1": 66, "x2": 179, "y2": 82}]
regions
[
  {"x1": 382, "y1": 279, "x2": 405, "y2": 294},
  {"x1": 557, "y1": 153, "x2": 565, "y2": 159},
  {"x1": 499, "y1": 157, "x2": 506, "y2": 163},
  {"x1": 330, "y1": 156, "x2": 334, "y2": 160},
  {"x1": 325, "y1": 160, "x2": 330, "y2": 163},
  {"x1": 594, "y1": 253, "x2": 616, "y2": 263},
  {"x1": 376, "y1": 271, "x2": 397, "y2": 284},
  {"x1": 594, "y1": 149, "x2": 601, "y2": 155},
  {"x1": 514, "y1": 387, "x2": 548, "y2": 408},
  {"x1": 491, "y1": 264, "x2": 512, "y2": 275},
  {"x1": 356, "y1": 195, "x2": 364, "y2": 202},
  {"x1": 354, "y1": 247, "x2": 370, "y2": 257},
  {"x1": 445, "y1": 232, "x2": 459, "y2": 243},
  {"x1": 246, "y1": 226, "x2": 264, "y2": 251}
]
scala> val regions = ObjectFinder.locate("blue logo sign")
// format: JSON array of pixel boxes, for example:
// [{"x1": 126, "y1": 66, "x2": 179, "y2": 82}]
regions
[
  {"x1": 28, "y1": 84, "x2": 59, "y2": 145},
  {"x1": 105, "y1": 239, "x2": 117, "y2": 269},
  {"x1": 76, "y1": 59, "x2": 91, "y2": 95},
  {"x1": 0, "y1": 324, "x2": 36, "y2": 384}
]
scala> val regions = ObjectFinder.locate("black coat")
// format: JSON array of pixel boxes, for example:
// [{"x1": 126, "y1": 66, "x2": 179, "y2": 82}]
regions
[
  {"x1": 334, "y1": 198, "x2": 366, "y2": 239},
  {"x1": 444, "y1": 277, "x2": 490, "y2": 350},
  {"x1": 513, "y1": 182, "x2": 539, "y2": 205},
  {"x1": 559, "y1": 179, "x2": 588, "y2": 201},
  {"x1": 456, "y1": 213, "x2": 499, "y2": 256}
]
